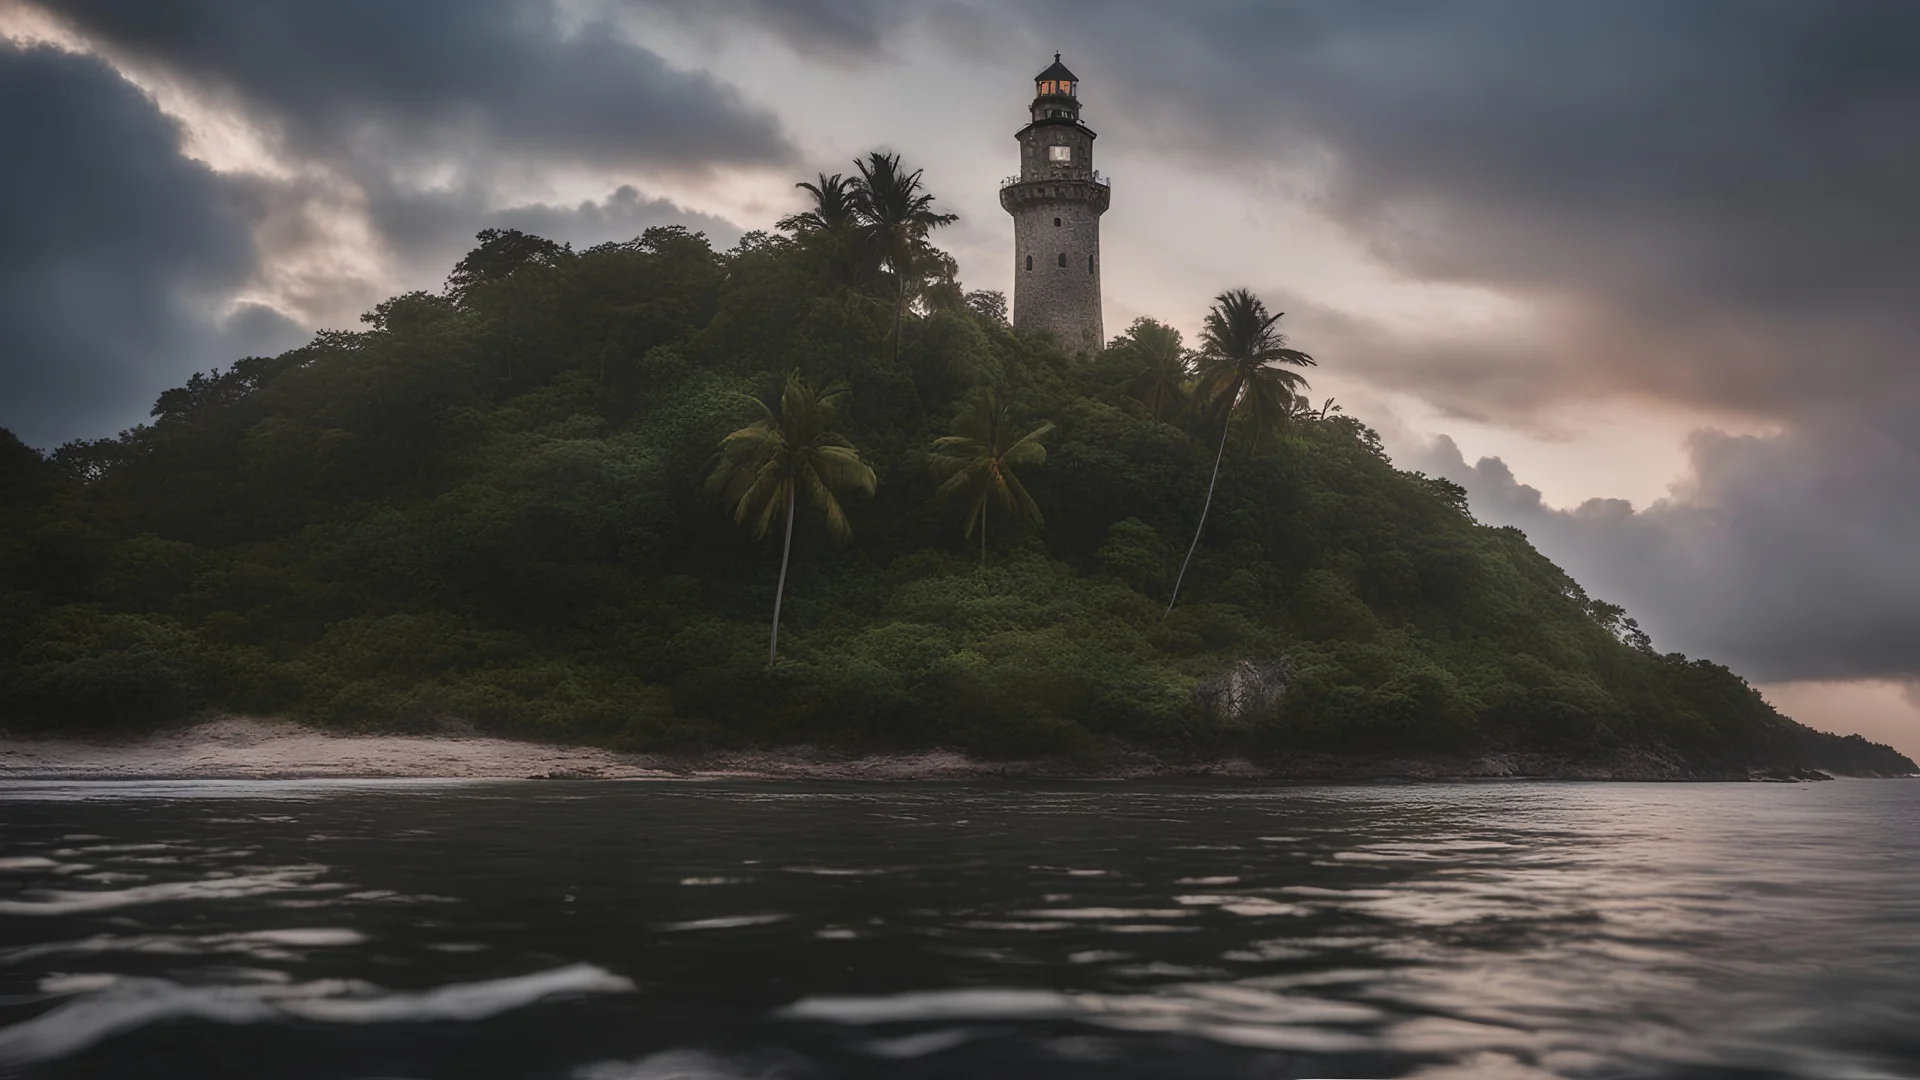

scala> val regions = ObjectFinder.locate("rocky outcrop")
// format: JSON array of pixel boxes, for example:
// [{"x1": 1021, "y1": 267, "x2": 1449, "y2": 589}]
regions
[{"x1": 1192, "y1": 657, "x2": 1289, "y2": 727}]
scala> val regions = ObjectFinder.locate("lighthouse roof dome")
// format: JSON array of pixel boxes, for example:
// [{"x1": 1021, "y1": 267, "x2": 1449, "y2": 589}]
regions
[{"x1": 1036, "y1": 54, "x2": 1077, "y2": 82}]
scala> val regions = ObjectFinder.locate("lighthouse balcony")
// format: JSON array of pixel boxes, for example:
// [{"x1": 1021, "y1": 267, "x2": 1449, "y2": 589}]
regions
[
  {"x1": 999, "y1": 172, "x2": 1112, "y2": 214},
  {"x1": 1000, "y1": 170, "x2": 1109, "y2": 189}
]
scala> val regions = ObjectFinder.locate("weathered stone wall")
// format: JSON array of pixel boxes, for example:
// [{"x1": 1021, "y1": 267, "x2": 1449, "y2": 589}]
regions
[
  {"x1": 1017, "y1": 126, "x2": 1095, "y2": 177},
  {"x1": 1004, "y1": 106, "x2": 1107, "y2": 354},
  {"x1": 1007, "y1": 186, "x2": 1105, "y2": 352}
]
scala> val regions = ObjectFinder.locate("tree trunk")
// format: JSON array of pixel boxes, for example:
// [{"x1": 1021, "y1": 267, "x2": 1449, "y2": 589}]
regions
[
  {"x1": 893, "y1": 274, "x2": 906, "y2": 364},
  {"x1": 768, "y1": 485, "x2": 796, "y2": 670},
  {"x1": 1168, "y1": 409, "x2": 1234, "y2": 614},
  {"x1": 980, "y1": 501, "x2": 987, "y2": 571}
]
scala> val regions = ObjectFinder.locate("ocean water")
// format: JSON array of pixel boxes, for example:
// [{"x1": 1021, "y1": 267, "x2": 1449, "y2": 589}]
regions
[{"x1": 0, "y1": 779, "x2": 1916, "y2": 1079}]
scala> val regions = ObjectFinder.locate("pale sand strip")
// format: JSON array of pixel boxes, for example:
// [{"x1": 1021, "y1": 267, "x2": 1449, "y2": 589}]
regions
[
  {"x1": 0, "y1": 717, "x2": 1027, "y2": 781},
  {"x1": 0, "y1": 716, "x2": 1761, "y2": 781}
]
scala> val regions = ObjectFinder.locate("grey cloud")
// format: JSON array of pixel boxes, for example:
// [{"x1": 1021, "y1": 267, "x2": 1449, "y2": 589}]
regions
[
  {"x1": 25, "y1": 0, "x2": 786, "y2": 387},
  {"x1": 37, "y1": 0, "x2": 793, "y2": 173},
  {"x1": 632, "y1": 0, "x2": 906, "y2": 61},
  {"x1": 490, "y1": 185, "x2": 744, "y2": 251},
  {"x1": 0, "y1": 43, "x2": 304, "y2": 450},
  {"x1": 368, "y1": 182, "x2": 744, "y2": 290},
  {"x1": 1274, "y1": 294, "x2": 1583, "y2": 427},
  {"x1": 1411, "y1": 416, "x2": 1920, "y2": 683}
]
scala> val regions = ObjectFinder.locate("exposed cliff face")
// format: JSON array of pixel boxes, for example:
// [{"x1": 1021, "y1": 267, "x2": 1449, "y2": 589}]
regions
[{"x1": 1193, "y1": 657, "x2": 1290, "y2": 728}]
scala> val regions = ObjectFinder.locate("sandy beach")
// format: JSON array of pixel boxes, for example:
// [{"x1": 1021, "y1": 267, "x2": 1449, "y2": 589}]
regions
[
  {"x1": 0, "y1": 717, "x2": 1031, "y2": 781},
  {"x1": 0, "y1": 716, "x2": 1798, "y2": 782}
]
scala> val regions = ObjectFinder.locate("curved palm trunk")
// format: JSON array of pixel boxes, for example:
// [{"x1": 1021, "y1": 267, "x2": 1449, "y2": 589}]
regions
[
  {"x1": 768, "y1": 485, "x2": 796, "y2": 670},
  {"x1": 980, "y1": 502, "x2": 987, "y2": 571},
  {"x1": 892, "y1": 269, "x2": 907, "y2": 364},
  {"x1": 1168, "y1": 409, "x2": 1234, "y2": 614}
]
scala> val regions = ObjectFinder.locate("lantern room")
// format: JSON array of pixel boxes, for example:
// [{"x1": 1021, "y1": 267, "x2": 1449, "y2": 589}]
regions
[{"x1": 1035, "y1": 54, "x2": 1077, "y2": 98}]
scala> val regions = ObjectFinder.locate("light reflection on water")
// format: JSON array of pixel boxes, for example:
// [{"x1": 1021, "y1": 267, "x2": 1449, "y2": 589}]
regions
[{"x1": 0, "y1": 780, "x2": 1917, "y2": 1078}]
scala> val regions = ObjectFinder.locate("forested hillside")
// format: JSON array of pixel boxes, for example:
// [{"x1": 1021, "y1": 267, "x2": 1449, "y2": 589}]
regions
[{"x1": 1, "y1": 157, "x2": 1908, "y2": 775}]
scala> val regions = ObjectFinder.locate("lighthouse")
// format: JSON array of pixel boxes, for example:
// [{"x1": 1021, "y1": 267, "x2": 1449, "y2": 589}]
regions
[{"x1": 1000, "y1": 54, "x2": 1109, "y2": 353}]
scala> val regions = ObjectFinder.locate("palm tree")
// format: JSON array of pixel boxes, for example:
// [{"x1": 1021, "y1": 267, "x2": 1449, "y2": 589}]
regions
[
  {"x1": 778, "y1": 173, "x2": 859, "y2": 236},
  {"x1": 1116, "y1": 318, "x2": 1192, "y2": 423},
  {"x1": 780, "y1": 173, "x2": 869, "y2": 285},
  {"x1": 850, "y1": 151, "x2": 958, "y2": 362},
  {"x1": 929, "y1": 390, "x2": 1053, "y2": 569},
  {"x1": 1167, "y1": 289, "x2": 1316, "y2": 613},
  {"x1": 709, "y1": 372, "x2": 876, "y2": 668}
]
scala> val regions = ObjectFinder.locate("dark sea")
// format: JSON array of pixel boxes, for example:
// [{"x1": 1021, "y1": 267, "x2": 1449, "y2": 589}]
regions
[{"x1": 1, "y1": 779, "x2": 1916, "y2": 1079}]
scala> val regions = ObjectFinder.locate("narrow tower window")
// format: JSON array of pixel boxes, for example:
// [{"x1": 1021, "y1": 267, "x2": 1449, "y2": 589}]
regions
[
  {"x1": 1058, "y1": 252, "x2": 1067, "y2": 268},
  {"x1": 1088, "y1": 254, "x2": 1096, "y2": 273},
  {"x1": 1026, "y1": 254, "x2": 1033, "y2": 271},
  {"x1": 1053, "y1": 217, "x2": 1061, "y2": 227}
]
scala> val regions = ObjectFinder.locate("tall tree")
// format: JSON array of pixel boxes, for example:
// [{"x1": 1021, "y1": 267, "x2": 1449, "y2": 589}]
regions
[
  {"x1": 929, "y1": 389, "x2": 1053, "y2": 569},
  {"x1": 1115, "y1": 317, "x2": 1192, "y2": 423},
  {"x1": 709, "y1": 372, "x2": 876, "y2": 669},
  {"x1": 445, "y1": 229, "x2": 570, "y2": 384},
  {"x1": 1167, "y1": 289, "x2": 1316, "y2": 612},
  {"x1": 850, "y1": 152, "x2": 958, "y2": 361},
  {"x1": 445, "y1": 228, "x2": 566, "y2": 305}
]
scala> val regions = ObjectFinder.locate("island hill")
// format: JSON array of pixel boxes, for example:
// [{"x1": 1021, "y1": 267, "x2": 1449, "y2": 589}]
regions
[{"x1": 0, "y1": 155, "x2": 1911, "y2": 780}]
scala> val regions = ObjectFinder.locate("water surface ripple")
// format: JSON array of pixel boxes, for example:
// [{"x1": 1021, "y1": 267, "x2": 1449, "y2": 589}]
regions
[{"x1": 0, "y1": 779, "x2": 1915, "y2": 1078}]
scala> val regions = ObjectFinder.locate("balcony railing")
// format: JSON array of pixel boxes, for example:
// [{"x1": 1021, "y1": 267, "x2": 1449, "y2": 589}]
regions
[{"x1": 1000, "y1": 170, "x2": 1111, "y2": 189}]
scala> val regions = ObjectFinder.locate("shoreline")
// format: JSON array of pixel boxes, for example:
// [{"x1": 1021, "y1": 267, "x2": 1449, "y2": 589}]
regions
[{"x1": 0, "y1": 717, "x2": 1895, "y2": 784}]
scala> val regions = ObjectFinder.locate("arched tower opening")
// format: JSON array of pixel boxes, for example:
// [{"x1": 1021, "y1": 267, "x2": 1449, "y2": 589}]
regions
[{"x1": 1000, "y1": 53, "x2": 1108, "y2": 353}]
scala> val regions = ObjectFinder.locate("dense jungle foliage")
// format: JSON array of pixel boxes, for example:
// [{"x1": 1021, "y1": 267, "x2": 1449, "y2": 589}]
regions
[{"x1": 1, "y1": 155, "x2": 1908, "y2": 773}]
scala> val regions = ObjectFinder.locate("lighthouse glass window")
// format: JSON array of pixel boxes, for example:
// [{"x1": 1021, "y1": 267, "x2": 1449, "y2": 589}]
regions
[{"x1": 1048, "y1": 145, "x2": 1072, "y2": 164}]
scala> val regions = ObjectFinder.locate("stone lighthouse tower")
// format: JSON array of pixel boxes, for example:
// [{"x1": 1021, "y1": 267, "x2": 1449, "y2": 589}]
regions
[{"x1": 1001, "y1": 54, "x2": 1109, "y2": 352}]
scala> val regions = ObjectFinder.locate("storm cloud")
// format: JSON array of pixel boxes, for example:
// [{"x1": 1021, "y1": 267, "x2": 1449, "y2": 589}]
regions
[
  {"x1": 365, "y1": 182, "x2": 744, "y2": 291},
  {"x1": 3, "y1": 0, "x2": 792, "y2": 447},
  {"x1": 36, "y1": 0, "x2": 793, "y2": 172},
  {"x1": 35, "y1": 0, "x2": 794, "y2": 313},
  {"x1": 638, "y1": 0, "x2": 910, "y2": 62},
  {"x1": 0, "y1": 42, "x2": 301, "y2": 450},
  {"x1": 1413, "y1": 423, "x2": 1920, "y2": 683},
  {"x1": 822, "y1": 0, "x2": 1920, "y2": 424}
]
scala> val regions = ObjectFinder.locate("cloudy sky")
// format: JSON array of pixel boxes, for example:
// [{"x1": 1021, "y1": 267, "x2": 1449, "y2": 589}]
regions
[{"x1": 3, "y1": 0, "x2": 1917, "y2": 754}]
